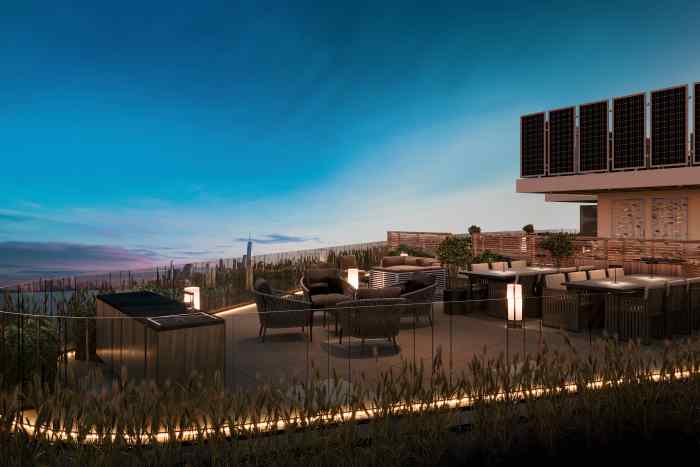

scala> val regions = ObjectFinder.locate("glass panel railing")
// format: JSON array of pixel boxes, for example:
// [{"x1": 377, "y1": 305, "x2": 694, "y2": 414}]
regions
[{"x1": 4, "y1": 288, "x2": 700, "y2": 442}]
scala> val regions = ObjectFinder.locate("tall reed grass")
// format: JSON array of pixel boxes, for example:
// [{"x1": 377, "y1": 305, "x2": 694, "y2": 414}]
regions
[{"x1": 1, "y1": 337, "x2": 699, "y2": 466}]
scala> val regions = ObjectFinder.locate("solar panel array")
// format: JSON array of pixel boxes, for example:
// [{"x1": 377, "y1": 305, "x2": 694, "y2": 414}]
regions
[
  {"x1": 578, "y1": 101, "x2": 609, "y2": 172},
  {"x1": 520, "y1": 82, "x2": 697, "y2": 176},
  {"x1": 548, "y1": 107, "x2": 575, "y2": 174},
  {"x1": 695, "y1": 83, "x2": 700, "y2": 164},
  {"x1": 613, "y1": 94, "x2": 646, "y2": 170},
  {"x1": 651, "y1": 86, "x2": 687, "y2": 167},
  {"x1": 521, "y1": 113, "x2": 545, "y2": 177}
]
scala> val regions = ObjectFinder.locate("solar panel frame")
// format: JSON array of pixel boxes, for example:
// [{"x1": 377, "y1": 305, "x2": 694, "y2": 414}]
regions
[
  {"x1": 578, "y1": 99, "x2": 609, "y2": 173},
  {"x1": 520, "y1": 112, "x2": 546, "y2": 177},
  {"x1": 695, "y1": 82, "x2": 700, "y2": 165},
  {"x1": 650, "y1": 85, "x2": 688, "y2": 168},
  {"x1": 547, "y1": 106, "x2": 576, "y2": 175},
  {"x1": 612, "y1": 92, "x2": 646, "y2": 171}
]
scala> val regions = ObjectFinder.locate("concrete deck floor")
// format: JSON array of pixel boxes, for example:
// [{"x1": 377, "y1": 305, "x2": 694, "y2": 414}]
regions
[{"x1": 217, "y1": 302, "x2": 668, "y2": 392}]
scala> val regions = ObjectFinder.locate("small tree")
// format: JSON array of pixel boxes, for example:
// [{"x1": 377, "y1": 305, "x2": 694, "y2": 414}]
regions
[
  {"x1": 468, "y1": 225, "x2": 481, "y2": 235},
  {"x1": 540, "y1": 232, "x2": 574, "y2": 267},
  {"x1": 522, "y1": 224, "x2": 534, "y2": 234},
  {"x1": 437, "y1": 236, "x2": 472, "y2": 277}
]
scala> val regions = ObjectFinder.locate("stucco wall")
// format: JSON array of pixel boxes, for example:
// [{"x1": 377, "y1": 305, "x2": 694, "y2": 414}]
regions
[{"x1": 597, "y1": 189, "x2": 700, "y2": 240}]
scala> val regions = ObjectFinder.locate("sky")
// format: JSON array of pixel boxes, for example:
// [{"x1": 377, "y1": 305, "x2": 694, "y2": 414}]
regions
[{"x1": 1, "y1": 0, "x2": 700, "y2": 284}]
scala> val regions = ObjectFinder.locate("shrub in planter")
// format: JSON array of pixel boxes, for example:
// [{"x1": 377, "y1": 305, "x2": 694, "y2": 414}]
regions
[{"x1": 539, "y1": 232, "x2": 574, "y2": 267}]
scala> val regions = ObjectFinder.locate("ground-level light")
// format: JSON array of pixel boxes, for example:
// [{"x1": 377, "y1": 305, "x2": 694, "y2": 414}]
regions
[{"x1": 507, "y1": 283, "x2": 523, "y2": 328}]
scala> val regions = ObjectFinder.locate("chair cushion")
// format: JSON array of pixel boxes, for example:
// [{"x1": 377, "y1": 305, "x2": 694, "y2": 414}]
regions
[
  {"x1": 254, "y1": 278, "x2": 271, "y2": 294},
  {"x1": 471, "y1": 263, "x2": 489, "y2": 272},
  {"x1": 305, "y1": 268, "x2": 338, "y2": 284},
  {"x1": 382, "y1": 256, "x2": 405, "y2": 267},
  {"x1": 545, "y1": 273, "x2": 566, "y2": 291},
  {"x1": 588, "y1": 269, "x2": 606, "y2": 280},
  {"x1": 567, "y1": 271, "x2": 587, "y2": 282},
  {"x1": 357, "y1": 287, "x2": 402, "y2": 299},
  {"x1": 382, "y1": 265, "x2": 426, "y2": 272},
  {"x1": 311, "y1": 293, "x2": 350, "y2": 307},
  {"x1": 403, "y1": 256, "x2": 419, "y2": 265},
  {"x1": 417, "y1": 258, "x2": 437, "y2": 266}
]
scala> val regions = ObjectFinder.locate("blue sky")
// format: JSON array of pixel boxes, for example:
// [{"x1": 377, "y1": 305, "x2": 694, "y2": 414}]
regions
[{"x1": 1, "y1": 0, "x2": 699, "y2": 283}]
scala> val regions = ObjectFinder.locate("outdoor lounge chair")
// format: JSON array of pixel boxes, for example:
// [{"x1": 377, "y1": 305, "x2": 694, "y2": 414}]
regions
[
  {"x1": 300, "y1": 267, "x2": 355, "y2": 308},
  {"x1": 253, "y1": 278, "x2": 312, "y2": 342},
  {"x1": 334, "y1": 298, "x2": 406, "y2": 348},
  {"x1": 398, "y1": 272, "x2": 436, "y2": 324}
]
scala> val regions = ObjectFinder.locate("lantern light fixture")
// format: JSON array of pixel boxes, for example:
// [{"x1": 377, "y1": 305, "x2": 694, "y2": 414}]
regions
[{"x1": 507, "y1": 283, "x2": 523, "y2": 328}]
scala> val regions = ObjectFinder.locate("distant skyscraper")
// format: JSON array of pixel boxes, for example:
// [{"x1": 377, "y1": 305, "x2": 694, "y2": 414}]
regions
[{"x1": 244, "y1": 235, "x2": 254, "y2": 290}]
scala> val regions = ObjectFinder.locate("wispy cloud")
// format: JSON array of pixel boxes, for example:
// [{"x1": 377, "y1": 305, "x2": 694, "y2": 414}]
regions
[
  {"x1": 234, "y1": 234, "x2": 321, "y2": 245},
  {"x1": 0, "y1": 242, "x2": 161, "y2": 286},
  {"x1": 0, "y1": 210, "x2": 118, "y2": 239}
]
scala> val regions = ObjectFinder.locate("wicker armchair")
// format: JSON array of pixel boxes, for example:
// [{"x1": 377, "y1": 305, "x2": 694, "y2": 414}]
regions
[
  {"x1": 300, "y1": 267, "x2": 355, "y2": 307},
  {"x1": 541, "y1": 273, "x2": 587, "y2": 331},
  {"x1": 334, "y1": 298, "x2": 406, "y2": 348},
  {"x1": 399, "y1": 273, "x2": 437, "y2": 325},
  {"x1": 253, "y1": 278, "x2": 312, "y2": 342},
  {"x1": 605, "y1": 287, "x2": 665, "y2": 344}
]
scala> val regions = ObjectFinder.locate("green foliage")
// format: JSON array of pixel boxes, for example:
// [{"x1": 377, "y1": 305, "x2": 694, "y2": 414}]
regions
[
  {"x1": 436, "y1": 236, "x2": 472, "y2": 268},
  {"x1": 471, "y1": 250, "x2": 508, "y2": 264},
  {"x1": 522, "y1": 224, "x2": 534, "y2": 234},
  {"x1": 387, "y1": 244, "x2": 434, "y2": 258},
  {"x1": 540, "y1": 232, "x2": 575, "y2": 266},
  {"x1": 468, "y1": 225, "x2": 481, "y2": 235}
]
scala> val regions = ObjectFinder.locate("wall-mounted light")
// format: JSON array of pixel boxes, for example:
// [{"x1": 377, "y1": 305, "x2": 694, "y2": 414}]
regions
[
  {"x1": 507, "y1": 283, "x2": 523, "y2": 328},
  {"x1": 184, "y1": 286, "x2": 200, "y2": 311}
]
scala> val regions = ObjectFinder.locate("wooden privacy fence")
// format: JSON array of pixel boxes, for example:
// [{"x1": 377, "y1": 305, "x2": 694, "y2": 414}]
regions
[{"x1": 472, "y1": 233, "x2": 700, "y2": 278}]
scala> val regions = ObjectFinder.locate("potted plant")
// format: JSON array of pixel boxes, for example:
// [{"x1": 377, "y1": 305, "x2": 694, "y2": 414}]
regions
[
  {"x1": 539, "y1": 232, "x2": 574, "y2": 267},
  {"x1": 437, "y1": 235, "x2": 472, "y2": 286}
]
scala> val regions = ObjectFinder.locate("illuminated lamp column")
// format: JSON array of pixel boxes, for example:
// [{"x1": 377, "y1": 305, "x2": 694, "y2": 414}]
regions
[
  {"x1": 184, "y1": 286, "x2": 201, "y2": 311},
  {"x1": 506, "y1": 283, "x2": 523, "y2": 329}
]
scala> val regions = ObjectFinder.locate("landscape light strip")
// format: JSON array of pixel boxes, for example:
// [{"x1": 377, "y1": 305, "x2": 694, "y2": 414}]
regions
[{"x1": 9, "y1": 367, "x2": 698, "y2": 445}]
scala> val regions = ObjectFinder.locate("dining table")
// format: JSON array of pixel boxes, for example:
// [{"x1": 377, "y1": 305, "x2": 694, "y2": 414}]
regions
[
  {"x1": 459, "y1": 266, "x2": 560, "y2": 319},
  {"x1": 563, "y1": 274, "x2": 687, "y2": 340}
]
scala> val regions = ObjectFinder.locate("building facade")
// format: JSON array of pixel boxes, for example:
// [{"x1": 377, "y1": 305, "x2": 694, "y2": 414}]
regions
[{"x1": 517, "y1": 83, "x2": 700, "y2": 241}]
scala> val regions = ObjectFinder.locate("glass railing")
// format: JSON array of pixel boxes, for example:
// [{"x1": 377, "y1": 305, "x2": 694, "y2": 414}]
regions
[{"x1": 3, "y1": 291, "x2": 700, "y2": 396}]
